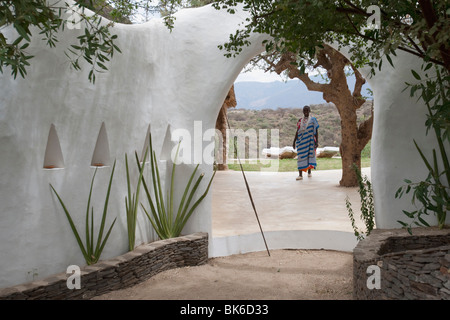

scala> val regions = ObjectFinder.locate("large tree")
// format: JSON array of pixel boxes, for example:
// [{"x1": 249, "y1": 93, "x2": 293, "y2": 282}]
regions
[{"x1": 209, "y1": 0, "x2": 449, "y2": 72}]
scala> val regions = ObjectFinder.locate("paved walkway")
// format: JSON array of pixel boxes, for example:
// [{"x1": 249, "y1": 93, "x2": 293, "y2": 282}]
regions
[{"x1": 210, "y1": 167, "x2": 371, "y2": 255}]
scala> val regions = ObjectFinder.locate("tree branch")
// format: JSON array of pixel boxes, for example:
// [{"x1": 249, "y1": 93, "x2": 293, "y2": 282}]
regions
[
  {"x1": 314, "y1": 47, "x2": 332, "y2": 71},
  {"x1": 260, "y1": 51, "x2": 330, "y2": 93},
  {"x1": 418, "y1": 0, "x2": 450, "y2": 72},
  {"x1": 406, "y1": 35, "x2": 425, "y2": 57},
  {"x1": 419, "y1": 0, "x2": 438, "y2": 29},
  {"x1": 339, "y1": 0, "x2": 369, "y2": 16},
  {"x1": 297, "y1": 72, "x2": 330, "y2": 93},
  {"x1": 396, "y1": 45, "x2": 445, "y2": 67},
  {"x1": 350, "y1": 63, "x2": 365, "y2": 97}
]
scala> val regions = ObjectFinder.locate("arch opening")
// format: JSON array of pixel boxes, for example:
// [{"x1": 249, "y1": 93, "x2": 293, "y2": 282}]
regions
[{"x1": 210, "y1": 60, "x2": 374, "y2": 257}]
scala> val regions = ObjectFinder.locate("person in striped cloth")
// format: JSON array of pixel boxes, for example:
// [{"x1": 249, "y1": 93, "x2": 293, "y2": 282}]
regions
[{"x1": 292, "y1": 105, "x2": 319, "y2": 180}]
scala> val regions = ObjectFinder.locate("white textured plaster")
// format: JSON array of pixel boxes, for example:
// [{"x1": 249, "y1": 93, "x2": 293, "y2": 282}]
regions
[
  {"x1": 211, "y1": 230, "x2": 359, "y2": 257},
  {"x1": 0, "y1": 3, "x2": 266, "y2": 288}
]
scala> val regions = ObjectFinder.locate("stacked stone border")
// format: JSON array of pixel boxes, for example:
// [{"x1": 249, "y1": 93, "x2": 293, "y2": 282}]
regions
[
  {"x1": 353, "y1": 228, "x2": 450, "y2": 300},
  {"x1": 0, "y1": 232, "x2": 208, "y2": 300}
]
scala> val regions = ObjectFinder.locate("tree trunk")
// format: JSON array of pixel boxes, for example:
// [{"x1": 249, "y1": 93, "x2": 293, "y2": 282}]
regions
[
  {"x1": 337, "y1": 101, "x2": 361, "y2": 186},
  {"x1": 215, "y1": 85, "x2": 237, "y2": 170},
  {"x1": 323, "y1": 49, "x2": 372, "y2": 187},
  {"x1": 335, "y1": 102, "x2": 373, "y2": 187}
]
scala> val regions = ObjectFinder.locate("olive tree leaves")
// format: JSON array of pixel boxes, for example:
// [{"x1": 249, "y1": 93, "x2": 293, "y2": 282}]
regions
[
  {"x1": 64, "y1": 16, "x2": 121, "y2": 84},
  {"x1": 0, "y1": 1, "x2": 121, "y2": 83}
]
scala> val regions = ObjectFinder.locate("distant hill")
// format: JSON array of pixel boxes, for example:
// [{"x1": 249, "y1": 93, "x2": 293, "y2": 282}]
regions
[
  {"x1": 226, "y1": 101, "x2": 374, "y2": 149},
  {"x1": 234, "y1": 75, "x2": 372, "y2": 110}
]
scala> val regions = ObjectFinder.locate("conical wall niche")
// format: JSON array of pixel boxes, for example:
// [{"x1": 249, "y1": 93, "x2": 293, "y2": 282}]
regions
[
  {"x1": 91, "y1": 122, "x2": 111, "y2": 167},
  {"x1": 160, "y1": 124, "x2": 174, "y2": 161},
  {"x1": 43, "y1": 124, "x2": 65, "y2": 169}
]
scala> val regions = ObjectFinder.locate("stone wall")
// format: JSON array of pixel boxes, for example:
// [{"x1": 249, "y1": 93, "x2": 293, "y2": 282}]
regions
[
  {"x1": 353, "y1": 228, "x2": 450, "y2": 300},
  {"x1": 0, "y1": 233, "x2": 208, "y2": 300}
]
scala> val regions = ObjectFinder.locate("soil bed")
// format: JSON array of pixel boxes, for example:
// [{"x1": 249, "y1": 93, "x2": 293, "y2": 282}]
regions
[{"x1": 93, "y1": 249, "x2": 354, "y2": 300}]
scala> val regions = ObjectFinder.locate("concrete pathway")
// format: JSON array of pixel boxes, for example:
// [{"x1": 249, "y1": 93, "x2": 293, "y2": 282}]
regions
[{"x1": 210, "y1": 167, "x2": 371, "y2": 256}]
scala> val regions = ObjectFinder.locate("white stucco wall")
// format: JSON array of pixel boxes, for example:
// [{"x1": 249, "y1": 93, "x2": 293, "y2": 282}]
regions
[
  {"x1": 357, "y1": 53, "x2": 449, "y2": 229},
  {"x1": 0, "y1": 4, "x2": 266, "y2": 288},
  {"x1": 0, "y1": 3, "x2": 448, "y2": 288}
]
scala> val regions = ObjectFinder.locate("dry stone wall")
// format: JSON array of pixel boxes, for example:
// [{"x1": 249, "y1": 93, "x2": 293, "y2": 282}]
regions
[
  {"x1": 0, "y1": 233, "x2": 208, "y2": 300},
  {"x1": 353, "y1": 228, "x2": 450, "y2": 300}
]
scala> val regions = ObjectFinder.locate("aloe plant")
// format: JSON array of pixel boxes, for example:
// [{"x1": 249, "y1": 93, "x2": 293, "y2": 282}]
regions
[
  {"x1": 50, "y1": 161, "x2": 117, "y2": 265},
  {"x1": 138, "y1": 132, "x2": 216, "y2": 239},
  {"x1": 124, "y1": 149, "x2": 148, "y2": 251}
]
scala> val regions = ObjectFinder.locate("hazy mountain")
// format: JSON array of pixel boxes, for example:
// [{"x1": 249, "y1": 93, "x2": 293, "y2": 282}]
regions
[{"x1": 234, "y1": 75, "x2": 372, "y2": 110}]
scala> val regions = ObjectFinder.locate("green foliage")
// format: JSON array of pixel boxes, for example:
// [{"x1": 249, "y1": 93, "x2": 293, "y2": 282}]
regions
[
  {"x1": 0, "y1": 0, "x2": 61, "y2": 78},
  {"x1": 406, "y1": 65, "x2": 450, "y2": 143},
  {"x1": 346, "y1": 164, "x2": 375, "y2": 241},
  {"x1": 201, "y1": 1, "x2": 450, "y2": 78},
  {"x1": 396, "y1": 65, "x2": 449, "y2": 233},
  {"x1": 65, "y1": 17, "x2": 121, "y2": 84},
  {"x1": 1, "y1": 1, "x2": 124, "y2": 82},
  {"x1": 139, "y1": 132, "x2": 216, "y2": 239},
  {"x1": 50, "y1": 161, "x2": 117, "y2": 265},
  {"x1": 124, "y1": 150, "x2": 148, "y2": 251}
]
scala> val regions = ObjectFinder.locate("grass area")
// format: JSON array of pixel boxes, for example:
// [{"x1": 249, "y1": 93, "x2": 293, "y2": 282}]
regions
[{"x1": 226, "y1": 157, "x2": 371, "y2": 172}]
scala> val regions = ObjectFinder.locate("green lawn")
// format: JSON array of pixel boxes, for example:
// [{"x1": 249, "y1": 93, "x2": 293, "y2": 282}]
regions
[{"x1": 226, "y1": 157, "x2": 371, "y2": 172}]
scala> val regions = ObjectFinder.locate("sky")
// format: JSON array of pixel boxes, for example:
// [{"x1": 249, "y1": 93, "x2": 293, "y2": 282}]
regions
[
  {"x1": 235, "y1": 64, "x2": 326, "y2": 83},
  {"x1": 235, "y1": 68, "x2": 285, "y2": 83}
]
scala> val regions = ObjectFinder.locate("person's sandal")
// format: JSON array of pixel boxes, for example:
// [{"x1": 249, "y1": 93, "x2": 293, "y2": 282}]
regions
[{"x1": 296, "y1": 176, "x2": 303, "y2": 180}]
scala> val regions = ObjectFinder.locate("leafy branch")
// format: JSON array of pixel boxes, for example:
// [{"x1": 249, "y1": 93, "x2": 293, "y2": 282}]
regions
[
  {"x1": 396, "y1": 64, "x2": 449, "y2": 233},
  {"x1": 0, "y1": 0, "x2": 62, "y2": 78},
  {"x1": 0, "y1": 1, "x2": 121, "y2": 83},
  {"x1": 64, "y1": 13, "x2": 121, "y2": 83},
  {"x1": 346, "y1": 163, "x2": 375, "y2": 241}
]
